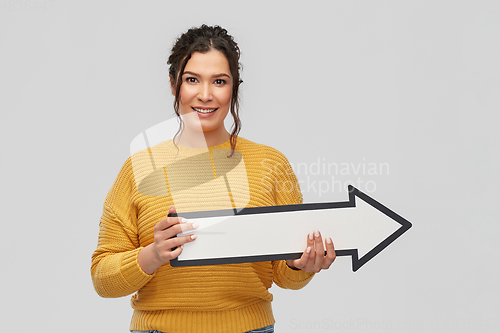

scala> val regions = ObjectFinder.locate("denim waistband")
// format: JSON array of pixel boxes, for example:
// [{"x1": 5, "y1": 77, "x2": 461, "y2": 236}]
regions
[{"x1": 131, "y1": 324, "x2": 274, "y2": 333}]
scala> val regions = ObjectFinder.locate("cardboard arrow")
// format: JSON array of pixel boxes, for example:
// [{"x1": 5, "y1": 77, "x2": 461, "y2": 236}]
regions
[
  {"x1": 130, "y1": 120, "x2": 412, "y2": 271},
  {"x1": 170, "y1": 185, "x2": 412, "y2": 271}
]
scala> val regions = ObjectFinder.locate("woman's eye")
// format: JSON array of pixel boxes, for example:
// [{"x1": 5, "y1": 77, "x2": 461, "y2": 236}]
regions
[
  {"x1": 185, "y1": 77, "x2": 197, "y2": 83},
  {"x1": 214, "y1": 79, "x2": 226, "y2": 85}
]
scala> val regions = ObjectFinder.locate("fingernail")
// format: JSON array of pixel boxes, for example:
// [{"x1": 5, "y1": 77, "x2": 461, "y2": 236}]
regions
[
  {"x1": 314, "y1": 230, "x2": 320, "y2": 237},
  {"x1": 192, "y1": 223, "x2": 199, "y2": 229},
  {"x1": 309, "y1": 233, "x2": 314, "y2": 240},
  {"x1": 306, "y1": 247, "x2": 311, "y2": 253},
  {"x1": 169, "y1": 205, "x2": 174, "y2": 210},
  {"x1": 191, "y1": 234, "x2": 198, "y2": 240},
  {"x1": 326, "y1": 237, "x2": 332, "y2": 244},
  {"x1": 181, "y1": 218, "x2": 188, "y2": 223}
]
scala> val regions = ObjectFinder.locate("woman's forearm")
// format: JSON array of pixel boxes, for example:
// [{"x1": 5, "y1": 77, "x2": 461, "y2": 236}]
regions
[{"x1": 138, "y1": 243, "x2": 163, "y2": 275}]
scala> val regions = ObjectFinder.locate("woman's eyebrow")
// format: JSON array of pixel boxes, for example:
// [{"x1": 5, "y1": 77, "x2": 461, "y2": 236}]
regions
[
  {"x1": 182, "y1": 71, "x2": 231, "y2": 78},
  {"x1": 212, "y1": 73, "x2": 231, "y2": 78},
  {"x1": 182, "y1": 71, "x2": 200, "y2": 77}
]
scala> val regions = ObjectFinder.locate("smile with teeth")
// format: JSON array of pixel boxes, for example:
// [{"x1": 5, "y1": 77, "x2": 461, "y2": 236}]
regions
[{"x1": 193, "y1": 107, "x2": 218, "y2": 114}]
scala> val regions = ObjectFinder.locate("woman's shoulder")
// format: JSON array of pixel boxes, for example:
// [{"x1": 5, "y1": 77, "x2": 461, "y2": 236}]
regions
[
  {"x1": 129, "y1": 139, "x2": 176, "y2": 161},
  {"x1": 236, "y1": 137, "x2": 291, "y2": 163},
  {"x1": 126, "y1": 139, "x2": 175, "y2": 176}
]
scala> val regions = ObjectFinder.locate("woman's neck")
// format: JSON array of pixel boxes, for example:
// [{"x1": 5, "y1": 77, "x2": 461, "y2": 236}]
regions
[{"x1": 175, "y1": 128, "x2": 230, "y2": 148}]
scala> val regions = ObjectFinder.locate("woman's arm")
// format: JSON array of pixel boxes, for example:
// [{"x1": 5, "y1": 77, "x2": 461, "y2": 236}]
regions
[
  {"x1": 91, "y1": 159, "x2": 198, "y2": 298},
  {"x1": 137, "y1": 205, "x2": 198, "y2": 275},
  {"x1": 269, "y1": 149, "x2": 336, "y2": 289},
  {"x1": 91, "y1": 158, "x2": 154, "y2": 298},
  {"x1": 91, "y1": 201, "x2": 153, "y2": 298}
]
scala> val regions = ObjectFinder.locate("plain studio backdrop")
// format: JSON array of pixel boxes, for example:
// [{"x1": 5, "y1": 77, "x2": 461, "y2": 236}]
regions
[{"x1": 1, "y1": 1, "x2": 499, "y2": 332}]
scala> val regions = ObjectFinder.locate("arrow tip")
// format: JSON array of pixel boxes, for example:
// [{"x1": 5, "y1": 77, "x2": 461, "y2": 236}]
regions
[{"x1": 346, "y1": 184, "x2": 412, "y2": 272}]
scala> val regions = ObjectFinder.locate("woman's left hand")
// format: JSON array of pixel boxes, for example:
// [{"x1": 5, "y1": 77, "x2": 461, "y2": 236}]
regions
[{"x1": 286, "y1": 230, "x2": 336, "y2": 273}]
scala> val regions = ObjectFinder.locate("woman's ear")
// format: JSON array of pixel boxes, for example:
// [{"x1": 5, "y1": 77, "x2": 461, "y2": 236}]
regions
[{"x1": 169, "y1": 74, "x2": 176, "y2": 96}]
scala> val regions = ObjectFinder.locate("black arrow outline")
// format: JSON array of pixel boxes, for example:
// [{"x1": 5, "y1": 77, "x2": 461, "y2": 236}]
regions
[{"x1": 170, "y1": 185, "x2": 412, "y2": 271}]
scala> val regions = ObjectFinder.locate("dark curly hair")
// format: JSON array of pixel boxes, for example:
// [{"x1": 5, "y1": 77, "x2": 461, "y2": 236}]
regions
[{"x1": 167, "y1": 24, "x2": 242, "y2": 154}]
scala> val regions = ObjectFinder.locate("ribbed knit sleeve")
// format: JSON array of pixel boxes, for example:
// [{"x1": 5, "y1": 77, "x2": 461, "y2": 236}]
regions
[
  {"x1": 266, "y1": 148, "x2": 315, "y2": 289},
  {"x1": 272, "y1": 260, "x2": 314, "y2": 290},
  {"x1": 91, "y1": 158, "x2": 154, "y2": 298}
]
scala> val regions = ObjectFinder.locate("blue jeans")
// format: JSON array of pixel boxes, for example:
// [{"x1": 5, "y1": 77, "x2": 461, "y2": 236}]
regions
[{"x1": 131, "y1": 325, "x2": 274, "y2": 333}]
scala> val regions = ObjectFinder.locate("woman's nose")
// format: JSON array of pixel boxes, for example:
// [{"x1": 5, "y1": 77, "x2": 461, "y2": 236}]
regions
[{"x1": 197, "y1": 83, "x2": 213, "y2": 102}]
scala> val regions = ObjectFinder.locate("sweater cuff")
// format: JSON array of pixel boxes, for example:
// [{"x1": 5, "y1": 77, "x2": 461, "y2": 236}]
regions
[
  {"x1": 120, "y1": 248, "x2": 155, "y2": 289},
  {"x1": 275, "y1": 261, "x2": 315, "y2": 290}
]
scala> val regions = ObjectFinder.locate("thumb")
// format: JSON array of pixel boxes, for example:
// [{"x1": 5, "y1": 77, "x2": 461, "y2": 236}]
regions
[{"x1": 168, "y1": 204, "x2": 177, "y2": 216}]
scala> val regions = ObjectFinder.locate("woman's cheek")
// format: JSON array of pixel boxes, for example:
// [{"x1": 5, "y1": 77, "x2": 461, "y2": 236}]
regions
[
  {"x1": 179, "y1": 85, "x2": 194, "y2": 101},
  {"x1": 220, "y1": 87, "x2": 232, "y2": 106},
  {"x1": 178, "y1": 85, "x2": 196, "y2": 114}
]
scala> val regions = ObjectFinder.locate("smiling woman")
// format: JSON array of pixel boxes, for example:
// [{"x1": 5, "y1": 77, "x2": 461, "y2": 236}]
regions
[
  {"x1": 175, "y1": 50, "x2": 233, "y2": 147},
  {"x1": 168, "y1": 25, "x2": 243, "y2": 153},
  {"x1": 91, "y1": 24, "x2": 336, "y2": 333}
]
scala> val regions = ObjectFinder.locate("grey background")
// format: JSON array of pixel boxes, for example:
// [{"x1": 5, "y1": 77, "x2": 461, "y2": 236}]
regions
[{"x1": 1, "y1": 0, "x2": 498, "y2": 332}]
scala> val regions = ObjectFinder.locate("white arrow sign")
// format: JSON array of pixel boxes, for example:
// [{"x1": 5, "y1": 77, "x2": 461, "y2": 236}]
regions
[{"x1": 171, "y1": 185, "x2": 412, "y2": 271}]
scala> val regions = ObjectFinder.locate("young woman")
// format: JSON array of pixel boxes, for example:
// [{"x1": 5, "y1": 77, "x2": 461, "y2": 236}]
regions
[{"x1": 91, "y1": 25, "x2": 336, "y2": 333}]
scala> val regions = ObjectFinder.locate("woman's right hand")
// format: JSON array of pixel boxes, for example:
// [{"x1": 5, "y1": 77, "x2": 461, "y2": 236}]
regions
[{"x1": 138, "y1": 205, "x2": 198, "y2": 275}]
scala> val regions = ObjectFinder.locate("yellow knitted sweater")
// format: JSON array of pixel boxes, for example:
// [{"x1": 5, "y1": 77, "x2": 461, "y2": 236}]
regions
[{"x1": 91, "y1": 137, "x2": 314, "y2": 333}]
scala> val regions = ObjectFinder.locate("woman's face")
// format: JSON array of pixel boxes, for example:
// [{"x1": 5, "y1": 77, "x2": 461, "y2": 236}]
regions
[{"x1": 177, "y1": 50, "x2": 233, "y2": 135}]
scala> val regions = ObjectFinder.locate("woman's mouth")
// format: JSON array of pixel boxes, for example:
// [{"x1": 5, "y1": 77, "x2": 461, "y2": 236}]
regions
[{"x1": 193, "y1": 107, "x2": 218, "y2": 114}]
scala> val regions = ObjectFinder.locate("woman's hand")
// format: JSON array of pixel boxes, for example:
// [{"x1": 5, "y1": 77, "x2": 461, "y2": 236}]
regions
[
  {"x1": 286, "y1": 230, "x2": 336, "y2": 273},
  {"x1": 138, "y1": 205, "x2": 198, "y2": 275}
]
